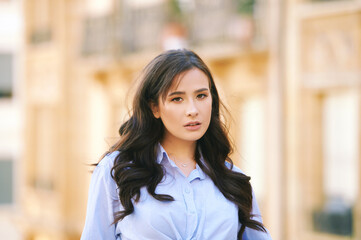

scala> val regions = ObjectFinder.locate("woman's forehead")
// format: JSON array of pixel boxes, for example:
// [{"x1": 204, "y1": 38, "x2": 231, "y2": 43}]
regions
[{"x1": 169, "y1": 69, "x2": 209, "y2": 91}]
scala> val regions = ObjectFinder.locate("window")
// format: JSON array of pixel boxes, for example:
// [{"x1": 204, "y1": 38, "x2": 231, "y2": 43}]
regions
[
  {"x1": 81, "y1": 15, "x2": 113, "y2": 56},
  {"x1": 312, "y1": 90, "x2": 359, "y2": 236},
  {"x1": 240, "y1": 96, "x2": 266, "y2": 200},
  {"x1": 0, "y1": 160, "x2": 13, "y2": 204},
  {"x1": 28, "y1": 0, "x2": 52, "y2": 44},
  {"x1": 323, "y1": 91, "x2": 359, "y2": 207},
  {"x1": 0, "y1": 53, "x2": 13, "y2": 98}
]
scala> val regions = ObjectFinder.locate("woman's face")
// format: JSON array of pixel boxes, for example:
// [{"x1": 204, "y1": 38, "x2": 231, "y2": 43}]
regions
[{"x1": 152, "y1": 68, "x2": 213, "y2": 144}]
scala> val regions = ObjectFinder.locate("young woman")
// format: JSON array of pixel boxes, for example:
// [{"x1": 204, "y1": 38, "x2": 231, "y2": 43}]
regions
[{"x1": 81, "y1": 49, "x2": 272, "y2": 240}]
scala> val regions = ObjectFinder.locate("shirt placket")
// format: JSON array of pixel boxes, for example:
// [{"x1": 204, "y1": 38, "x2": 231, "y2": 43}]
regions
[{"x1": 183, "y1": 180, "x2": 198, "y2": 240}]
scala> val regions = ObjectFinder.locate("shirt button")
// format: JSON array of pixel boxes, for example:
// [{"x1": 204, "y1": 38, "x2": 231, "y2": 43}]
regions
[{"x1": 184, "y1": 188, "x2": 191, "y2": 194}]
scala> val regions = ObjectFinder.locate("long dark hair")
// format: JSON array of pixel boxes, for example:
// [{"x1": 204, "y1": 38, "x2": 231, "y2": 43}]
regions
[{"x1": 103, "y1": 49, "x2": 266, "y2": 238}]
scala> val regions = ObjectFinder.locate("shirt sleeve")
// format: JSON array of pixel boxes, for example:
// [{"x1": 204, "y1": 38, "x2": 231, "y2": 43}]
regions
[
  {"x1": 81, "y1": 153, "x2": 122, "y2": 240},
  {"x1": 242, "y1": 190, "x2": 272, "y2": 240},
  {"x1": 226, "y1": 163, "x2": 272, "y2": 240}
]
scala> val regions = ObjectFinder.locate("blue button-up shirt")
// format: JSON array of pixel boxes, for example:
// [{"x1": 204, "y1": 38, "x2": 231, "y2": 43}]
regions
[{"x1": 81, "y1": 144, "x2": 272, "y2": 240}]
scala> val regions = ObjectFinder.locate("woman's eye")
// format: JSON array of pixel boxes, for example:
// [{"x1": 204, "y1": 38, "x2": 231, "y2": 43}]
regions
[
  {"x1": 171, "y1": 97, "x2": 182, "y2": 102},
  {"x1": 197, "y1": 94, "x2": 207, "y2": 99}
]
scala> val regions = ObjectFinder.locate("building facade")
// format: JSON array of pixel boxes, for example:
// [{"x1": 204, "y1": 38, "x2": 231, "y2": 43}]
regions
[
  {"x1": 0, "y1": 0, "x2": 23, "y2": 239},
  {"x1": 21, "y1": 0, "x2": 361, "y2": 239}
]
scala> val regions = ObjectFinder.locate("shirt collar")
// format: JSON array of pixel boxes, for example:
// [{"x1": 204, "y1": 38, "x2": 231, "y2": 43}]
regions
[
  {"x1": 156, "y1": 143, "x2": 207, "y2": 180},
  {"x1": 156, "y1": 143, "x2": 168, "y2": 164}
]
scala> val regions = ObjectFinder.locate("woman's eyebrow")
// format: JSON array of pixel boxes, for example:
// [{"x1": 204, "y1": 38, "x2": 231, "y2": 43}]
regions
[
  {"x1": 168, "y1": 91, "x2": 185, "y2": 97},
  {"x1": 168, "y1": 88, "x2": 209, "y2": 97},
  {"x1": 195, "y1": 88, "x2": 209, "y2": 93}
]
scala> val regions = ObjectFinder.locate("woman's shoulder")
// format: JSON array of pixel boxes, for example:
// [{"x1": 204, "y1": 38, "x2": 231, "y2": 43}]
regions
[
  {"x1": 91, "y1": 151, "x2": 120, "y2": 199},
  {"x1": 97, "y1": 151, "x2": 120, "y2": 169},
  {"x1": 225, "y1": 161, "x2": 245, "y2": 174}
]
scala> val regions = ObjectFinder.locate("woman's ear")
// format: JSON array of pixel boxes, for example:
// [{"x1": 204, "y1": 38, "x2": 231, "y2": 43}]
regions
[{"x1": 150, "y1": 102, "x2": 160, "y2": 119}]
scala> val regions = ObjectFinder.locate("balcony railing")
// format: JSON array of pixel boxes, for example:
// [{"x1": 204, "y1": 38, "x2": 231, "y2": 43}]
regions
[{"x1": 81, "y1": 0, "x2": 265, "y2": 57}]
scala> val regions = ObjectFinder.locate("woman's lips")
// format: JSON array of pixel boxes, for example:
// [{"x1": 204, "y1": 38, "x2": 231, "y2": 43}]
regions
[{"x1": 184, "y1": 122, "x2": 201, "y2": 131}]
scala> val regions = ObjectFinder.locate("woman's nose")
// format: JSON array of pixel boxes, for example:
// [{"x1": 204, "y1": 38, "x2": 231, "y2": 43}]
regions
[{"x1": 186, "y1": 100, "x2": 199, "y2": 117}]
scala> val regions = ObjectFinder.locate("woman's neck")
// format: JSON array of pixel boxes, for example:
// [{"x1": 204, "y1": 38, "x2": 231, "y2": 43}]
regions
[
  {"x1": 160, "y1": 137, "x2": 197, "y2": 160},
  {"x1": 160, "y1": 137, "x2": 197, "y2": 177}
]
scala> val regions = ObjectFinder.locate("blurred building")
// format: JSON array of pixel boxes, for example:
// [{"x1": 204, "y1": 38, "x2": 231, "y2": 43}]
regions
[
  {"x1": 20, "y1": 0, "x2": 361, "y2": 239},
  {"x1": 0, "y1": 0, "x2": 23, "y2": 239}
]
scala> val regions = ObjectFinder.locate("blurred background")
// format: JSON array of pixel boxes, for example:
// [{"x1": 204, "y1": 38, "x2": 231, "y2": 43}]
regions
[{"x1": 0, "y1": 0, "x2": 360, "y2": 239}]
